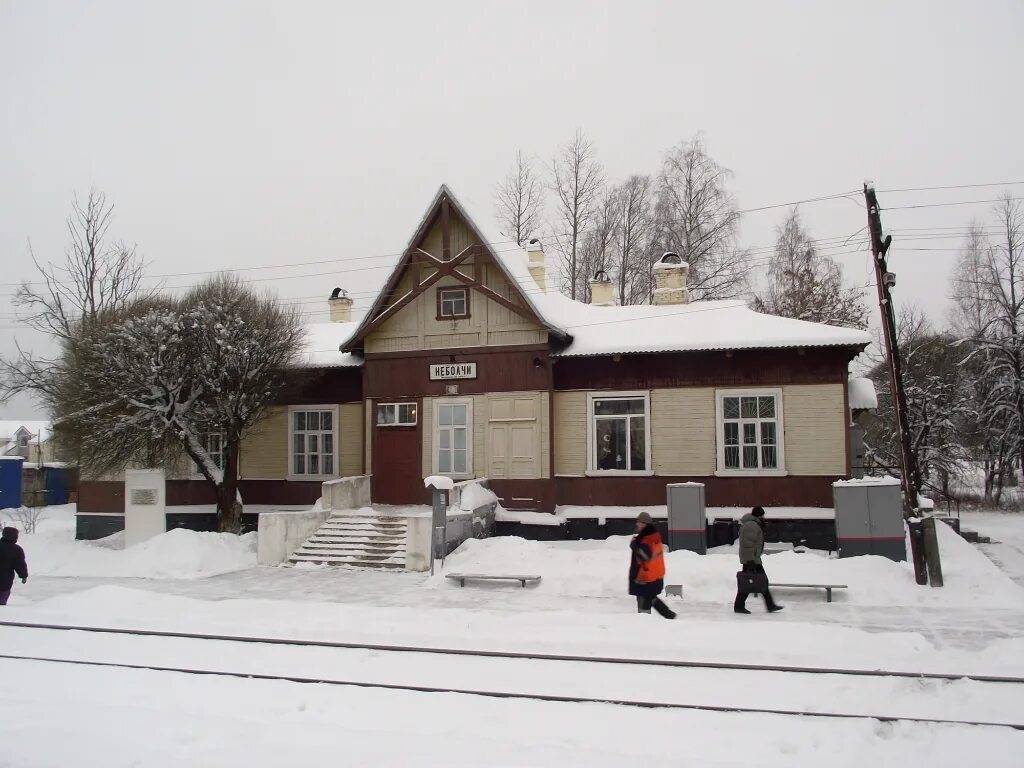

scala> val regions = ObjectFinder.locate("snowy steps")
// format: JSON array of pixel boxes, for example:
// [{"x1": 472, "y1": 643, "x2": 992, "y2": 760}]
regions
[{"x1": 287, "y1": 514, "x2": 408, "y2": 569}]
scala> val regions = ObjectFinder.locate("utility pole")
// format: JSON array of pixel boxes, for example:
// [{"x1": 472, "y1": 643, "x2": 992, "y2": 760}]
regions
[{"x1": 864, "y1": 183, "x2": 936, "y2": 586}]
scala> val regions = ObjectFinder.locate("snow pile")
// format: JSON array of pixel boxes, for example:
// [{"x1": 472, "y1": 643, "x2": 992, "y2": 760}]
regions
[
  {"x1": 458, "y1": 482, "x2": 498, "y2": 511},
  {"x1": 437, "y1": 521, "x2": 1024, "y2": 608},
  {"x1": 19, "y1": 507, "x2": 256, "y2": 579}
]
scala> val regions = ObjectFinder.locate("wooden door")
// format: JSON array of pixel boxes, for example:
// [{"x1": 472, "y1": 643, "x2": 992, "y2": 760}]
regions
[
  {"x1": 372, "y1": 399, "x2": 423, "y2": 505},
  {"x1": 487, "y1": 395, "x2": 540, "y2": 479}
]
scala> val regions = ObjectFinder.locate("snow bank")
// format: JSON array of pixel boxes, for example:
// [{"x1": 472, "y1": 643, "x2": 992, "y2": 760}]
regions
[
  {"x1": 435, "y1": 521, "x2": 1024, "y2": 609},
  {"x1": 20, "y1": 507, "x2": 256, "y2": 579}
]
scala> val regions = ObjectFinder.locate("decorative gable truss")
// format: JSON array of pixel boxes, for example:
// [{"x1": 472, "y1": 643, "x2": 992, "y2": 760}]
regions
[{"x1": 342, "y1": 186, "x2": 570, "y2": 354}]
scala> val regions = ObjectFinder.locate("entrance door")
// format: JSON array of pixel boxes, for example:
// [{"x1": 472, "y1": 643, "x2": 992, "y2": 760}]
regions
[
  {"x1": 372, "y1": 399, "x2": 423, "y2": 504},
  {"x1": 488, "y1": 395, "x2": 540, "y2": 479}
]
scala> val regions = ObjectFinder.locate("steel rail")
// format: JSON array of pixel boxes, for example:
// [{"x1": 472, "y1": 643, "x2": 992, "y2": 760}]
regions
[
  {"x1": 1, "y1": 618, "x2": 1021, "y2": 684},
  {"x1": 1, "y1": 652, "x2": 1021, "y2": 731}
]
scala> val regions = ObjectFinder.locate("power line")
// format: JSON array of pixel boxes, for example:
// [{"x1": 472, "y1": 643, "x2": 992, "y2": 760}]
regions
[
  {"x1": 885, "y1": 197, "x2": 1024, "y2": 211},
  {"x1": 878, "y1": 181, "x2": 1024, "y2": 194}
]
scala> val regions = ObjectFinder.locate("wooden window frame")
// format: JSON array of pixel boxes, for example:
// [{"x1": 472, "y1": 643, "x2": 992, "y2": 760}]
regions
[
  {"x1": 436, "y1": 287, "x2": 470, "y2": 321},
  {"x1": 432, "y1": 397, "x2": 474, "y2": 479},
  {"x1": 287, "y1": 405, "x2": 339, "y2": 481},
  {"x1": 190, "y1": 432, "x2": 228, "y2": 479},
  {"x1": 376, "y1": 402, "x2": 418, "y2": 427},
  {"x1": 715, "y1": 388, "x2": 787, "y2": 477},
  {"x1": 585, "y1": 391, "x2": 654, "y2": 477}
]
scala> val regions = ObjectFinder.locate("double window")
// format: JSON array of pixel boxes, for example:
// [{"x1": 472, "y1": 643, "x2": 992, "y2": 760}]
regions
[
  {"x1": 587, "y1": 392, "x2": 651, "y2": 474},
  {"x1": 289, "y1": 407, "x2": 336, "y2": 478},
  {"x1": 437, "y1": 287, "x2": 470, "y2": 320},
  {"x1": 377, "y1": 402, "x2": 417, "y2": 427},
  {"x1": 716, "y1": 389, "x2": 784, "y2": 474},
  {"x1": 193, "y1": 432, "x2": 225, "y2": 475},
  {"x1": 433, "y1": 399, "x2": 472, "y2": 477}
]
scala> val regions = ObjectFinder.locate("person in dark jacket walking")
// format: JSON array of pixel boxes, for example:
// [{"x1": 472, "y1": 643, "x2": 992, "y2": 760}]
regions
[
  {"x1": 734, "y1": 507, "x2": 783, "y2": 614},
  {"x1": 0, "y1": 527, "x2": 28, "y2": 605},
  {"x1": 629, "y1": 512, "x2": 676, "y2": 619}
]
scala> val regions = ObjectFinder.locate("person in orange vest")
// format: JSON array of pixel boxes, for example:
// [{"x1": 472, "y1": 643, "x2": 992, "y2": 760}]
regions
[{"x1": 629, "y1": 512, "x2": 676, "y2": 619}]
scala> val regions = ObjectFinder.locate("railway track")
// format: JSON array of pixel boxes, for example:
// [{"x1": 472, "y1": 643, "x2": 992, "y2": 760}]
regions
[{"x1": 2, "y1": 619, "x2": 1022, "y2": 730}]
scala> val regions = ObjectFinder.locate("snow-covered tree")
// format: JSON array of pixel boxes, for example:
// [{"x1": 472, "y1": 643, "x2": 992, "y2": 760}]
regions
[
  {"x1": 53, "y1": 275, "x2": 304, "y2": 533},
  {"x1": 951, "y1": 222, "x2": 1014, "y2": 502},
  {"x1": 754, "y1": 208, "x2": 867, "y2": 328},
  {"x1": 866, "y1": 308, "x2": 970, "y2": 497},
  {"x1": 650, "y1": 135, "x2": 749, "y2": 301},
  {"x1": 494, "y1": 150, "x2": 544, "y2": 248}
]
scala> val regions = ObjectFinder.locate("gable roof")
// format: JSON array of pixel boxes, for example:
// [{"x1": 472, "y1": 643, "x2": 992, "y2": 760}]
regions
[
  {"x1": 0, "y1": 420, "x2": 52, "y2": 455},
  {"x1": 314, "y1": 184, "x2": 870, "y2": 364},
  {"x1": 340, "y1": 185, "x2": 571, "y2": 353}
]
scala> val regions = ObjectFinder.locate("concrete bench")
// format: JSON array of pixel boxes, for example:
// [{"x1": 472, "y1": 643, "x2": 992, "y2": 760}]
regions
[
  {"x1": 665, "y1": 584, "x2": 684, "y2": 598},
  {"x1": 772, "y1": 583, "x2": 848, "y2": 603},
  {"x1": 446, "y1": 573, "x2": 542, "y2": 588}
]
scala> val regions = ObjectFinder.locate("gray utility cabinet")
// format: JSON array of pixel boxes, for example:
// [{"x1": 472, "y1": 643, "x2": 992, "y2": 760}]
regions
[
  {"x1": 666, "y1": 482, "x2": 706, "y2": 554},
  {"x1": 832, "y1": 478, "x2": 906, "y2": 561}
]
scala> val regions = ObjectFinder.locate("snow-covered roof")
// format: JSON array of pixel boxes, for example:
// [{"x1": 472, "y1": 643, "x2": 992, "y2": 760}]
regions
[
  {"x1": 848, "y1": 377, "x2": 878, "y2": 410},
  {"x1": 314, "y1": 184, "x2": 871, "y2": 366},
  {"x1": 462, "y1": 198, "x2": 870, "y2": 357},
  {"x1": 0, "y1": 420, "x2": 52, "y2": 453},
  {"x1": 299, "y1": 322, "x2": 361, "y2": 368}
]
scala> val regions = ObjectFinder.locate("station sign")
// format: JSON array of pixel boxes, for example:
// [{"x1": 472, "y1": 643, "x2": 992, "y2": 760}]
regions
[{"x1": 429, "y1": 362, "x2": 477, "y2": 380}]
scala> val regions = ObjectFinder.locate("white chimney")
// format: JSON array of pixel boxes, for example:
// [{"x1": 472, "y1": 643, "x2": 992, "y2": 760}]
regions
[
  {"x1": 589, "y1": 270, "x2": 614, "y2": 306},
  {"x1": 328, "y1": 287, "x2": 354, "y2": 322},
  {"x1": 526, "y1": 238, "x2": 546, "y2": 293},
  {"x1": 653, "y1": 252, "x2": 690, "y2": 305}
]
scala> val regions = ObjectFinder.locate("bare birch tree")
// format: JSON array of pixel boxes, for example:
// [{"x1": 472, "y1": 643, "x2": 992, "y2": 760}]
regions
[
  {"x1": 576, "y1": 188, "x2": 621, "y2": 303},
  {"x1": 612, "y1": 175, "x2": 655, "y2": 305},
  {"x1": 550, "y1": 130, "x2": 604, "y2": 300},
  {"x1": 753, "y1": 207, "x2": 867, "y2": 328},
  {"x1": 494, "y1": 150, "x2": 544, "y2": 247},
  {"x1": 650, "y1": 135, "x2": 749, "y2": 300},
  {"x1": 1, "y1": 190, "x2": 154, "y2": 404}
]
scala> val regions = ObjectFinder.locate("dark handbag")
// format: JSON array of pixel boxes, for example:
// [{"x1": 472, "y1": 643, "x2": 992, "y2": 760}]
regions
[{"x1": 736, "y1": 567, "x2": 768, "y2": 594}]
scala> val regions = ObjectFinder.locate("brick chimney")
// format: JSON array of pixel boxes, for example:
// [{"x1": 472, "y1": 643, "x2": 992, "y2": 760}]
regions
[
  {"x1": 653, "y1": 252, "x2": 690, "y2": 305},
  {"x1": 526, "y1": 238, "x2": 546, "y2": 293},
  {"x1": 328, "y1": 287, "x2": 353, "y2": 322},
  {"x1": 589, "y1": 270, "x2": 614, "y2": 306}
]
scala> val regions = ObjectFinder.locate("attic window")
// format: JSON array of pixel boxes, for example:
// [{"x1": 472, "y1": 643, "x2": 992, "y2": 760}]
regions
[{"x1": 437, "y1": 288, "x2": 470, "y2": 320}]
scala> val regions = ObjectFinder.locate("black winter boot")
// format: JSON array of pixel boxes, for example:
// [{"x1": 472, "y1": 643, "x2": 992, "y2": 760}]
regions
[{"x1": 652, "y1": 598, "x2": 677, "y2": 620}]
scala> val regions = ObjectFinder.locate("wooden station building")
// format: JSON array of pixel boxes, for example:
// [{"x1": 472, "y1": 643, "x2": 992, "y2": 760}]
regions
[{"x1": 77, "y1": 186, "x2": 871, "y2": 536}]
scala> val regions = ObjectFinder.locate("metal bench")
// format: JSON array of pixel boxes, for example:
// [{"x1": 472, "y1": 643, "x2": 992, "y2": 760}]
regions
[
  {"x1": 445, "y1": 573, "x2": 542, "y2": 588},
  {"x1": 771, "y1": 583, "x2": 848, "y2": 603}
]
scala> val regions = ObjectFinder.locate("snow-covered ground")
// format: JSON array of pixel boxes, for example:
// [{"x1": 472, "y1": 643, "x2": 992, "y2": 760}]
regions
[{"x1": 2, "y1": 504, "x2": 1024, "y2": 765}]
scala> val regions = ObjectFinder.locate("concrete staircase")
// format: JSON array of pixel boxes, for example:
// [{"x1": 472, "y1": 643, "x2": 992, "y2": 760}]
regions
[{"x1": 287, "y1": 514, "x2": 407, "y2": 569}]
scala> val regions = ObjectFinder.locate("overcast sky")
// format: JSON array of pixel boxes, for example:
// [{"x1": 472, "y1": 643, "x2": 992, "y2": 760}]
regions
[{"x1": 2, "y1": 0, "x2": 1022, "y2": 419}]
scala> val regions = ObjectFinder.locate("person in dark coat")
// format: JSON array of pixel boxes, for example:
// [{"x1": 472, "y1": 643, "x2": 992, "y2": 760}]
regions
[
  {"x1": 0, "y1": 526, "x2": 28, "y2": 606},
  {"x1": 629, "y1": 512, "x2": 676, "y2": 619},
  {"x1": 734, "y1": 507, "x2": 783, "y2": 614}
]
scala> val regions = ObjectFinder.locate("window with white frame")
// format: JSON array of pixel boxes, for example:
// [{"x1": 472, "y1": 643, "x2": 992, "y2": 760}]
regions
[
  {"x1": 588, "y1": 392, "x2": 650, "y2": 473},
  {"x1": 434, "y1": 399, "x2": 472, "y2": 476},
  {"x1": 290, "y1": 408, "x2": 336, "y2": 477},
  {"x1": 438, "y1": 287, "x2": 469, "y2": 319},
  {"x1": 716, "y1": 390, "x2": 784, "y2": 473},
  {"x1": 377, "y1": 402, "x2": 417, "y2": 426},
  {"x1": 193, "y1": 432, "x2": 224, "y2": 475}
]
